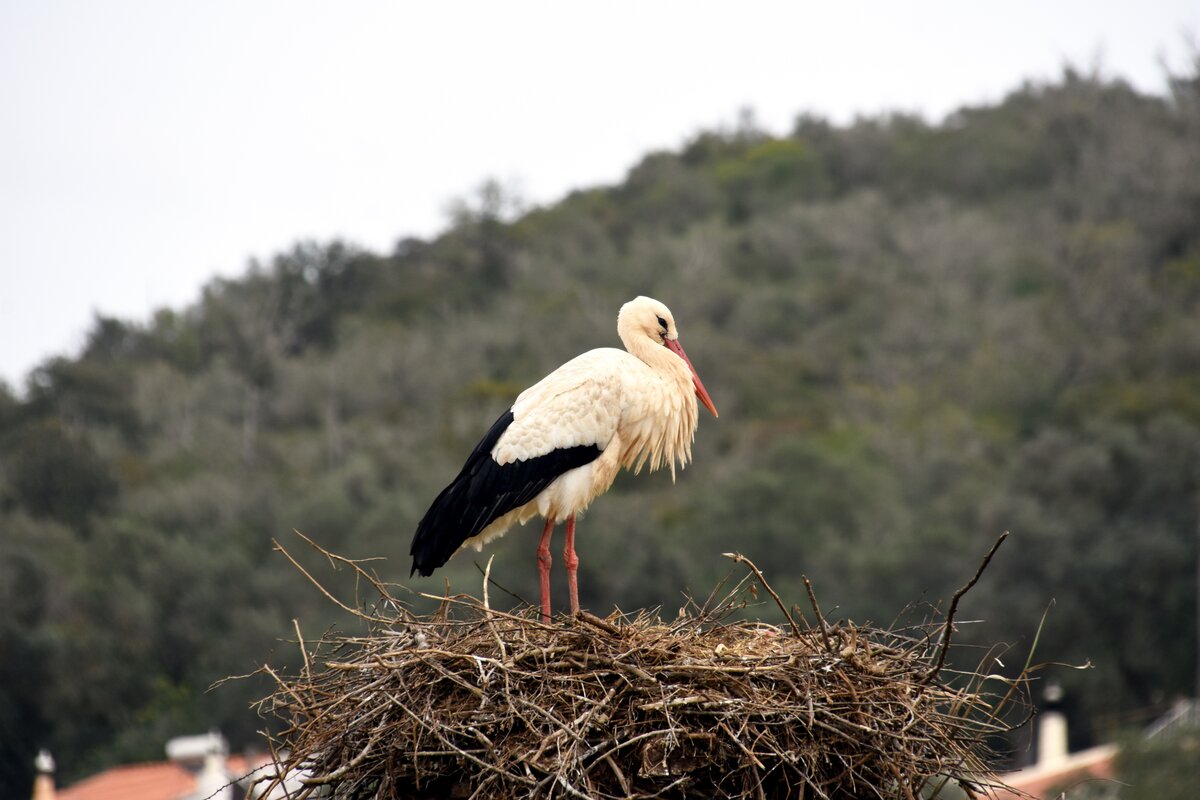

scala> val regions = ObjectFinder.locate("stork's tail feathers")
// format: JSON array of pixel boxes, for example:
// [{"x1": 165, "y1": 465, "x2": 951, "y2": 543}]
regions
[{"x1": 410, "y1": 479, "x2": 477, "y2": 577}]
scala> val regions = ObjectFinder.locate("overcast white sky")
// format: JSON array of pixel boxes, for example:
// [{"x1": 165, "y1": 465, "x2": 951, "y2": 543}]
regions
[{"x1": 1, "y1": 1, "x2": 1196, "y2": 390}]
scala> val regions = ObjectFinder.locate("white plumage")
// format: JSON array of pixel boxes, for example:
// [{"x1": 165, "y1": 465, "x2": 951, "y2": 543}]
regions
[{"x1": 410, "y1": 296, "x2": 718, "y2": 622}]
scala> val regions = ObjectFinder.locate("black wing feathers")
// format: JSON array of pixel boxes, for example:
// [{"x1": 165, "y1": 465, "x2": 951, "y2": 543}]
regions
[{"x1": 409, "y1": 409, "x2": 602, "y2": 577}]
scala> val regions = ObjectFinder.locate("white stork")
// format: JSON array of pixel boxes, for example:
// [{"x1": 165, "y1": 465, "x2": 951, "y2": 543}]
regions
[{"x1": 410, "y1": 296, "x2": 719, "y2": 622}]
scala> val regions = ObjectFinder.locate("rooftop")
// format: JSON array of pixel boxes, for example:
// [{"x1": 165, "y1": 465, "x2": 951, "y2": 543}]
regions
[{"x1": 56, "y1": 755, "x2": 252, "y2": 800}]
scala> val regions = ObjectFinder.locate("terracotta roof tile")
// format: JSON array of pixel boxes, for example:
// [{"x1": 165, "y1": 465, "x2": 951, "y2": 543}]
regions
[
  {"x1": 58, "y1": 762, "x2": 195, "y2": 800},
  {"x1": 55, "y1": 754, "x2": 260, "y2": 800},
  {"x1": 993, "y1": 745, "x2": 1119, "y2": 799}
]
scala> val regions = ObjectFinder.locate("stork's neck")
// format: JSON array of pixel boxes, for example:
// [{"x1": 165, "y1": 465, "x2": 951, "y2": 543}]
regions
[
  {"x1": 617, "y1": 333, "x2": 700, "y2": 479},
  {"x1": 622, "y1": 333, "x2": 690, "y2": 383}
]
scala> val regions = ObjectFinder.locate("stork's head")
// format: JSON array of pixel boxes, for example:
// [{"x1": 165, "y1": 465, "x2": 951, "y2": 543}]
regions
[{"x1": 618, "y1": 296, "x2": 719, "y2": 418}]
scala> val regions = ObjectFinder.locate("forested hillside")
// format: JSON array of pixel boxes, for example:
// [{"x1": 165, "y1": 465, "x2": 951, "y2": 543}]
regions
[{"x1": 2, "y1": 65, "x2": 1199, "y2": 791}]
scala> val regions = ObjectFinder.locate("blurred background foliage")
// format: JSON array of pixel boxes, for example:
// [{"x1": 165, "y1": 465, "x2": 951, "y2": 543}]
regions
[{"x1": 2, "y1": 64, "x2": 1199, "y2": 790}]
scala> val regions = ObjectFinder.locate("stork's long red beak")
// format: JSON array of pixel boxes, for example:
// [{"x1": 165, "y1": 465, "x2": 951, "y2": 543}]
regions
[{"x1": 666, "y1": 338, "x2": 719, "y2": 418}]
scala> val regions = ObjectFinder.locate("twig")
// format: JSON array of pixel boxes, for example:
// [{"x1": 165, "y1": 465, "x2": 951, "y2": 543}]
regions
[
  {"x1": 474, "y1": 559, "x2": 530, "y2": 606},
  {"x1": 600, "y1": 754, "x2": 631, "y2": 797},
  {"x1": 272, "y1": 537, "x2": 390, "y2": 623},
  {"x1": 723, "y1": 552, "x2": 802, "y2": 637},
  {"x1": 922, "y1": 532, "x2": 1009, "y2": 684},
  {"x1": 803, "y1": 575, "x2": 833, "y2": 651},
  {"x1": 293, "y1": 528, "x2": 394, "y2": 607},
  {"x1": 302, "y1": 730, "x2": 382, "y2": 786},
  {"x1": 577, "y1": 609, "x2": 621, "y2": 636},
  {"x1": 293, "y1": 618, "x2": 312, "y2": 682},
  {"x1": 482, "y1": 554, "x2": 493, "y2": 612},
  {"x1": 481, "y1": 554, "x2": 508, "y2": 664},
  {"x1": 415, "y1": 591, "x2": 556, "y2": 630}
]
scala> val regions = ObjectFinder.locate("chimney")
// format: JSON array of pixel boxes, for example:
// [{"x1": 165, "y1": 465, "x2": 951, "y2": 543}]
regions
[
  {"x1": 166, "y1": 731, "x2": 232, "y2": 800},
  {"x1": 1037, "y1": 682, "x2": 1068, "y2": 766},
  {"x1": 31, "y1": 750, "x2": 56, "y2": 800},
  {"x1": 192, "y1": 749, "x2": 232, "y2": 800}
]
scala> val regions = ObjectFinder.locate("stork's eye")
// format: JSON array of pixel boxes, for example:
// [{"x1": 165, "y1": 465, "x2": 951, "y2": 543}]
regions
[{"x1": 656, "y1": 316, "x2": 668, "y2": 331}]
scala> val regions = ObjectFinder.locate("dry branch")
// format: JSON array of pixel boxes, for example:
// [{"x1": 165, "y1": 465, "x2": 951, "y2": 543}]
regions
[{"x1": 922, "y1": 532, "x2": 1009, "y2": 685}]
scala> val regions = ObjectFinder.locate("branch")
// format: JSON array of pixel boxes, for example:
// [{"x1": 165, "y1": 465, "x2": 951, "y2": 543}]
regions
[
  {"x1": 922, "y1": 532, "x2": 1009, "y2": 684},
  {"x1": 576, "y1": 610, "x2": 621, "y2": 637},
  {"x1": 272, "y1": 537, "x2": 391, "y2": 624},
  {"x1": 723, "y1": 552, "x2": 802, "y2": 637},
  {"x1": 803, "y1": 575, "x2": 833, "y2": 652}
]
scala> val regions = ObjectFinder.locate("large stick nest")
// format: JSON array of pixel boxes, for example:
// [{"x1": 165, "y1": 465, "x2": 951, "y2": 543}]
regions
[{"x1": 253, "y1": 536, "x2": 1025, "y2": 799}]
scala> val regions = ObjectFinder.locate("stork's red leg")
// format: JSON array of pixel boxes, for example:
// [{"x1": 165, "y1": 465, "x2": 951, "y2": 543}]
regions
[
  {"x1": 537, "y1": 518, "x2": 554, "y2": 623},
  {"x1": 563, "y1": 515, "x2": 580, "y2": 617}
]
